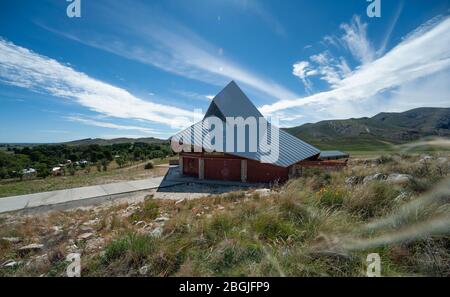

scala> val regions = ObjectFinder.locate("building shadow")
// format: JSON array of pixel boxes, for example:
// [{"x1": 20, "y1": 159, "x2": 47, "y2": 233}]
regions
[{"x1": 155, "y1": 165, "x2": 265, "y2": 194}]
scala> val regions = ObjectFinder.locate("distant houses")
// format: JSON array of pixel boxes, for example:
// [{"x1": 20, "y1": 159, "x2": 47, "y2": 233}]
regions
[
  {"x1": 51, "y1": 159, "x2": 89, "y2": 176},
  {"x1": 74, "y1": 160, "x2": 88, "y2": 166},
  {"x1": 52, "y1": 166, "x2": 63, "y2": 176},
  {"x1": 22, "y1": 168, "x2": 37, "y2": 177},
  {"x1": 17, "y1": 159, "x2": 91, "y2": 178}
]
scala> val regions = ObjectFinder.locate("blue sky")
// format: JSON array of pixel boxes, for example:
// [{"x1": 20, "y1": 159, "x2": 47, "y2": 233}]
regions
[{"x1": 0, "y1": 0, "x2": 449, "y2": 143}]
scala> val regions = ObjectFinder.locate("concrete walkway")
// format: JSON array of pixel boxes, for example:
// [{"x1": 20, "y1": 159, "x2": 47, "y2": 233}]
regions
[
  {"x1": 0, "y1": 165, "x2": 266, "y2": 214},
  {"x1": 0, "y1": 176, "x2": 182, "y2": 214}
]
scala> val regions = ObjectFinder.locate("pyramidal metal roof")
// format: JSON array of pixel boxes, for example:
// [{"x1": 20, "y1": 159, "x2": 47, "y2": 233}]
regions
[
  {"x1": 172, "y1": 81, "x2": 320, "y2": 167},
  {"x1": 204, "y1": 81, "x2": 263, "y2": 120}
]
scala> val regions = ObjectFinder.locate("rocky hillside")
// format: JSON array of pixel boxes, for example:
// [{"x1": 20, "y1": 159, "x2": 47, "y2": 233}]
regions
[{"x1": 284, "y1": 107, "x2": 450, "y2": 150}]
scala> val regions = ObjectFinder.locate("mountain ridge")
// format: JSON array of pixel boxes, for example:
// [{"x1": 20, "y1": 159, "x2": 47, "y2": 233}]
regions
[
  {"x1": 63, "y1": 137, "x2": 168, "y2": 146},
  {"x1": 283, "y1": 107, "x2": 450, "y2": 150},
  {"x1": 2, "y1": 107, "x2": 448, "y2": 151}
]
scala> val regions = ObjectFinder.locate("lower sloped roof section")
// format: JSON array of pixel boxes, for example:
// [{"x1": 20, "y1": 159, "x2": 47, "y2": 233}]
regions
[
  {"x1": 171, "y1": 118, "x2": 320, "y2": 168},
  {"x1": 319, "y1": 150, "x2": 349, "y2": 160}
]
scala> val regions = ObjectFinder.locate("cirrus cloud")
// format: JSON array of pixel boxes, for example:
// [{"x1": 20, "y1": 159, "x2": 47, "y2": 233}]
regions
[
  {"x1": 263, "y1": 15, "x2": 450, "y2": 120},
  {"x1": 0, "y1": 39, "x2": 196, "y2": 129}
]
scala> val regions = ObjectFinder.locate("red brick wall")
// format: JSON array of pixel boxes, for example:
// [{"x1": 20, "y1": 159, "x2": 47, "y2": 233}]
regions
[
  {"x1": 183, "y1": 157, "x2": 199, "y2": 177},
  {"x1": 247, "y1": 159, "x2": 289, "y2": 183},
  {"x1": 180, "y1": 153, "x2": 288, "y2": 183},
  {"x1": 204, "y1": 158, "x2": 241, "y2": 181}
]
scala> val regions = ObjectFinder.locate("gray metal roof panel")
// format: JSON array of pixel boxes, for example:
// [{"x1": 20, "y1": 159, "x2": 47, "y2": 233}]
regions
[
  {"x1": 319, "y1": 150, "x2": 349, "y2": 159},
  {"x1": 172, "y1": 118, "x2": 320, "y2": 167},
  {"x1": 204, "y1": 81, "x2": 263, "y2": 119},
  {"x1": 172, "y1": 81, "x2": 321, "y2": 167}
]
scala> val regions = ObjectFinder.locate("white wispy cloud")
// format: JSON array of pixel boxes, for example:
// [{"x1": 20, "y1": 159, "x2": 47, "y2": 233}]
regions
[
  {"x1": 292, "y1": 61, "x2": 316, "y2": 93},
  {"x1": 0, "y1": 39, "x2": 196, "y2": 128},
  {"x1": 295, "y1": 16, "x2": 372, "y2": 92},
  {"x1": 262, "y1": 16, "x2": 450, "y2": 118},
  {"x1": 276, "y1": 112, "x2": 304, "y2": 127},
  {"x1": 294, "y1": 51, "x2": 352, "y2": 91},
  {"x1": 340, "y1": 15, "x2": 375, "y2": 64},
  {"x1": 65, "y1": 115, "x2": 160, "y2": 134},
  {"x1": 38, "y1": 1, "x2": 298, "y2": 101},
  {"x1": 401, "y1": 14, "x2": 446, "y2": 42},
  {"x1": 377, "y1": 0, "x2": 404, "y2": 56},
  {"x1": 310, "y1": 52, "x2": 351, "y2": 87}
]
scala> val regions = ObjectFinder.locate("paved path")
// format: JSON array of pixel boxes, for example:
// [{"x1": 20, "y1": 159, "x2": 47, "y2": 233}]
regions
[{"x1": 0, "y1": 176, "x2": 182, "y2": 214}]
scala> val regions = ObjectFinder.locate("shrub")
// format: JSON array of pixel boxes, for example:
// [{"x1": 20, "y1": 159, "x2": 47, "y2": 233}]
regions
[
  {"x1": 377, "y1": 155, "x2": 394, "y2": 164},
  {"x1": 222, "y1": 191, "x2": 246, "y2": 202},
  {"x1": 36, "y1": 163, "x2": 50, "y2": 179},
  {"x1": 242, "y1": 243, "x2": 263, "y2": 262},
  {"x1": 68, "y1": 165, "x2": 76, "y2": 176},
  {"x1": 279, "y1": 197, "x2": 311, "y2": 224},
  {"x1": 131, "y1": 200, "x2": 159, "y2": 221},
  {"x1": 210, "y1": 240, "x2": 263, "y2": 274},
  {"x1": 47, "y1": 245, "x2": 65, "y2": 264},
  {"x1": 104, "y1": 237, "x2": 129, "y2": 262},
  {"x1": 345, "y1": 181, "x2": 399, "y2": 219},
  {"x1": 252, "y1": 213, "x2": 296, "y2": 241},
  {"x1": 110, "y1": 214, "x2": 124, "y2": 230},
  {"x1": 127, "y1": 233, "x2": 155, "y2": 265},
  {"x1": 143, "y1": 201, "x2": 159, "y2": 219},
  {"x1": 205, "y1": 214, "x2": 234, "y2": 241},
  {"x1": 103, "y1": 233, "x2": 155, "y2": 266},
  {"x1": 302, "y1": 170, "x2": 332, "y2": 191},
  {"x1": 211, "y1": 241, "x2": 242, "y2": 272},
  {"x1": 0, "y1": 168, "x2": 7, "y2": 179},
  {"x1": 163, "y1": 213, "x2": 191, "y2": 235},
  {"x1": 101, "y1": 159, "x2": 109, "y2": 171},
  {"x1": 240, "y1": 201, "x2": 259, "y2": 217},
  {"x1": 144, "y1": 162, "x2": 154, "y2": 170},
  {"x1": 315, "y1": 187, "x2": 346, "y2": 209},
  {"x1": 0, "y1": 239, "x2": 11, "y2": 258}
]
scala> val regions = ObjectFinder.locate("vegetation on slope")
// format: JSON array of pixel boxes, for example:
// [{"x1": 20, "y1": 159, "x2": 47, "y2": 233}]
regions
[
  {"x1": 0, "y1": 153, "x2": 448, "y2": 276},
  {"x1": 0, "y1": 142, "x2": 172, "y2": 181},
  {"x1": 0, "y1": 159, "x2": 172, "y2": 198},
  {"x1": 284, "y1": 107, "x2": 450, "y2": 151}
]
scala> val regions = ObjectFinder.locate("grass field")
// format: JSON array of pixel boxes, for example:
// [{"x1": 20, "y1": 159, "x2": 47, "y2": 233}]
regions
[
  {"x1": 307, "y1": 135, "x2": 450, "y2": 154},
  {"x1": 320, "y1": 138, "x2": 450, "y2": 158},
  {"x1": 0, "y1": 157, "x2": 177, "y2": 198}
]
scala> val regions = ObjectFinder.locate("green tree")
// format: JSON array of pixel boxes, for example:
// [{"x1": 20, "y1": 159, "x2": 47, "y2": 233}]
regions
[
  {"x1": 36, "y1": 163, "x2": 51, "y2": 179},
  {"x1": 116, "y1": 156, "x2": 126, "y2": 168}
]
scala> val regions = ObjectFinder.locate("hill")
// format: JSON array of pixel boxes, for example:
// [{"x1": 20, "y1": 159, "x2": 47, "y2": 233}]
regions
[
  {"x1": 64, "y1": 137, "x2": 167, "y2": 146},
  {"x1": 284, "y1": 107, "x2": 450, "y2": 151}
]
